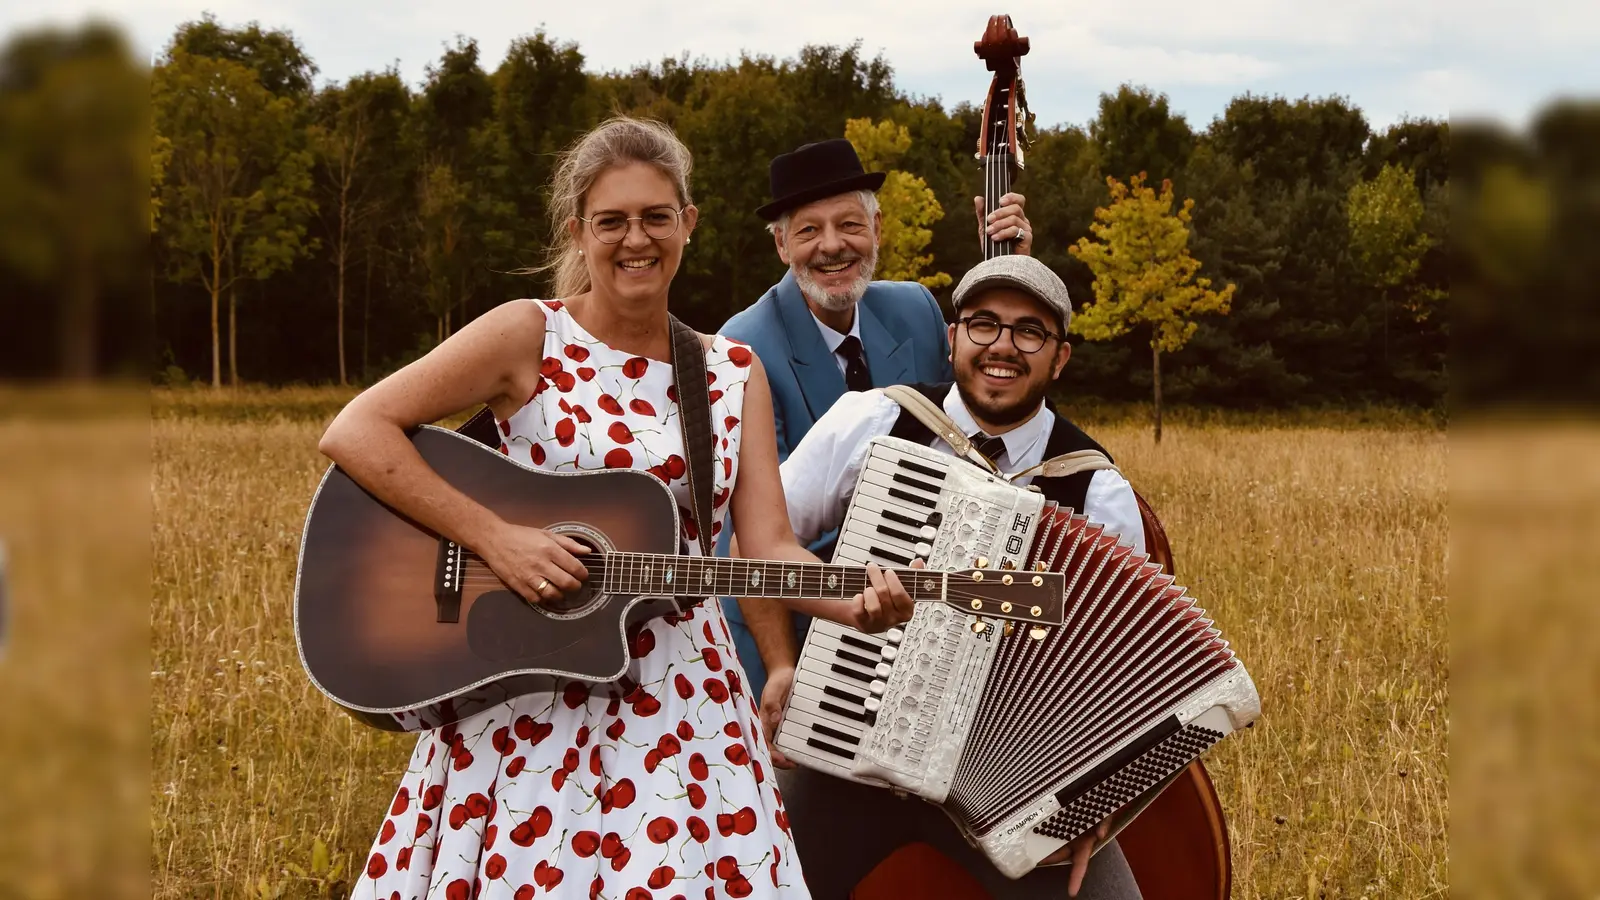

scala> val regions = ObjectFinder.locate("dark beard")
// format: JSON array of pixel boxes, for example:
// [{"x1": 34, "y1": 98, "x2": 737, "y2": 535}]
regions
[{"x1": 954, "y1": 365, "x2": 1047, "y2": 427}]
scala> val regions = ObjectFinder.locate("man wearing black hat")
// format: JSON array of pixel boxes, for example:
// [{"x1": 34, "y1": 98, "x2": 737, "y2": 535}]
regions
[
  {"x1": 762, "y1": 254, "x2": 1147, "y2": 899},
  {"x1": 718, "y1": 138, "x2": 1035, "y2": 702}
]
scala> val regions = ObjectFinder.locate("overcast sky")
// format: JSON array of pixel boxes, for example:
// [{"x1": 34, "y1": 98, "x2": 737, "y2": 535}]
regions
[{"x1": 6, "y1": 0, "x2": 1597, "y2": 131}]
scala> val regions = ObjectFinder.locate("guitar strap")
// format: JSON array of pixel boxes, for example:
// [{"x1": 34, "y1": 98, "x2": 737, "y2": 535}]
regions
[{"x1": 666, "y1": 315, "x2": 716, "y2": 561}]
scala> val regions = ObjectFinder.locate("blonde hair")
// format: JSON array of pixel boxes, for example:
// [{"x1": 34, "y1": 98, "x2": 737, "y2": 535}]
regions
[{"x1": 534, "y1": 116, "x2": 694, "y2": 300}]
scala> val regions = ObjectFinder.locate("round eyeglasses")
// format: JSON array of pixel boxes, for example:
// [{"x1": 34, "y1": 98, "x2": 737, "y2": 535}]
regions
[
  {"x1": 958, "y1": 316, "x2": 1062, "y2": 354},
  {"x1": 578, "y1": 206, "x2": 684, "y2": 243}
]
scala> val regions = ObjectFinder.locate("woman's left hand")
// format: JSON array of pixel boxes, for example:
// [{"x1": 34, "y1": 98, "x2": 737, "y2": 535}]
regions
[{"x1": 839, "y1": 560, "x2": 921, "y2": 633}]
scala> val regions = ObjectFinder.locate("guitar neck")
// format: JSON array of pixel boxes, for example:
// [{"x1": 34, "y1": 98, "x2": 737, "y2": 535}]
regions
[{"x1": 602, "y1": 552, "x2": 946, "y2": 603}]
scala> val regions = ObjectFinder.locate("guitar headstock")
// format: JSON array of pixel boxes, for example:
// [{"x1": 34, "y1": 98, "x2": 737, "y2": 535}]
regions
[{"x1": 942, "y1": 567, "x2": 1064, "y2": 627}]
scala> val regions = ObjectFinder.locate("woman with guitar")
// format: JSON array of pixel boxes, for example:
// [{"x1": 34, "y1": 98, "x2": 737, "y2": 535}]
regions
[{"x1": 324, "y1": 116, "x2": 918, "y2": 898}]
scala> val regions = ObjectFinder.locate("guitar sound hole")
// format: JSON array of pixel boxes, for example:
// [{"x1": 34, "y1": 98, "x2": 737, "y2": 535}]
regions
[{"x1": 534, "y1": 534, "x2": 607, "y2": 619}]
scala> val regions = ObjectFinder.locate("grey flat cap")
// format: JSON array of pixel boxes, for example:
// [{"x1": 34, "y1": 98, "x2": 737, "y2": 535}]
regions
[{"x1": 952, "y1": 255, "x2": 1072, "y2": 332}]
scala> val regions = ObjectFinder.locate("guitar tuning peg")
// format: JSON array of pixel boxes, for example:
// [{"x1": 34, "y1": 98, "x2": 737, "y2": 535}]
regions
[
  {"x1": 1003, "y1": 622, "x2": 1015, "y2": 637},
  {"x1": 1029, "y1": 626, "x2": 1048, "y2": 641},
  {"x1": 970, "y1": 619, "x2": 989, "y2": 634},
  {"x1": 974, "y1": 556, "x2": 989, "y2": 569}
]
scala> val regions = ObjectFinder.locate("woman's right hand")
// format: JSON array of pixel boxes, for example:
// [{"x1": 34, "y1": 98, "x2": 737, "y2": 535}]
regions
[{"x1": 477, "y1": 521, "x2": 590, "y2": 605}]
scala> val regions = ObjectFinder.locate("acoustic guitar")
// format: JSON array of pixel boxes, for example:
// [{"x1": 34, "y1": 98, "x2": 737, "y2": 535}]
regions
[{"x1": 293, "y1": 424, "x2": 1068, "y2": 733}]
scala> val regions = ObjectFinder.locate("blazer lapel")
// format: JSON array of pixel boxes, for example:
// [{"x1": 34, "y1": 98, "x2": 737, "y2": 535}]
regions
[
  {"x1": 776, "y1": 272, "x2": 846, "y2": 421},
  {"x1": 858, "y1": 297, "x2": 914, "y2": 387}
]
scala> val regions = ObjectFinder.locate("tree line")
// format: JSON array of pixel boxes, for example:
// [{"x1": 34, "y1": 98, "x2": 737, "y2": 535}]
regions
[{"x1": 9, "y1": 18, "x2": 1596, "y2": 408}]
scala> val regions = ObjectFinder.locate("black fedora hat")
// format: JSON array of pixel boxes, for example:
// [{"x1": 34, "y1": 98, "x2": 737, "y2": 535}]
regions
[{"x1": 756, "y1": 139, "x2": 887, "y2": 221}]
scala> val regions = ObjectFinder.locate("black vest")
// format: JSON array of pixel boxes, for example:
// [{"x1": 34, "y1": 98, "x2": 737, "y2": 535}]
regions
[{"x1": 886, "y1": 382, "x2": 1112, "y2": 514}]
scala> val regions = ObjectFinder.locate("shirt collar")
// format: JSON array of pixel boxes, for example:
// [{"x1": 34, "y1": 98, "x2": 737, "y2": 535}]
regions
[
  {"x1": 941, "y1": 384, "x2": 1051, "y2": 470},
  {"x1": 810, "y1": 307, "x2": 861, "y2": 354}
]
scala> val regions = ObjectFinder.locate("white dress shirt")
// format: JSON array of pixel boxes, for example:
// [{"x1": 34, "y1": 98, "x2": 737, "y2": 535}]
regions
[
  {"x1": 810, "y1": 309, "x2": 864, "y2": 378},
  {"x1": 781, "y1": 385, "x2": 1146, "y2": 554}
]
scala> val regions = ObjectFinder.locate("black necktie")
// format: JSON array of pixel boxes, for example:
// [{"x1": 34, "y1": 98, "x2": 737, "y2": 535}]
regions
[
  {"x1": 838, "y1": 335, "x2": 872, "y2": 393},
  {"x1": 969, "y1": 433, "x2": 1007, "y2": 465}
]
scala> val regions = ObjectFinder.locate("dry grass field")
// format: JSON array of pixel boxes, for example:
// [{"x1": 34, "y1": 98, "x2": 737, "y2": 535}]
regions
[
  {"x1": 0, "y1": 390, "x2": 149, "y2": 900},
  {"x1": 1449, "y1": 422, "x2": 1600, "y2": 899},
  {"x1": 150, "y1": 387, "x2": 1449, "y2": 899}
]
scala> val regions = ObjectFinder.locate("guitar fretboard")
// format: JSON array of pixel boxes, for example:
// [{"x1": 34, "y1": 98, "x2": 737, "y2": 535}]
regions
[{"x1": 598, "y1": 552, "x2": 948, "y2": 603}]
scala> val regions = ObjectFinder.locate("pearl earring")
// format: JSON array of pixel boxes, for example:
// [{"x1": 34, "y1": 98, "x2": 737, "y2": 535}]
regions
[
  {"x1": 686, "y1": 237, "x2": 692, "y2": 244},
  {"x1": 578, "y1": 249, "x2": 584, "y2": 257}
]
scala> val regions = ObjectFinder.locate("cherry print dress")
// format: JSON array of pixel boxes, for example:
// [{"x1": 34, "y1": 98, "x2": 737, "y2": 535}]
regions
[{"x1": 351, "y1": 299, "x2": 807, "y2": 899}]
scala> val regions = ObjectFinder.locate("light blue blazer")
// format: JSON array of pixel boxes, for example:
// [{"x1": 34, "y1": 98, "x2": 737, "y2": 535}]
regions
[{"x1": 716, "y1": 271, "x2": 954, "y2": 697}]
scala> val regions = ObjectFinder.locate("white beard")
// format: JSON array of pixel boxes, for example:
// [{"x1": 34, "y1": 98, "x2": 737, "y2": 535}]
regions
[{"x1": 793, "y1": 246, "x2": 878, "y2": 312}]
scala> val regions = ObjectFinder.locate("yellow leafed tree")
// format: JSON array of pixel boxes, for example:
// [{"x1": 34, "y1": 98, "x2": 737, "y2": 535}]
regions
[
  {"x1": 1069, "y1": 173, "x2": 1234, "y2": 442},
  {"x1": 845, "y1": 117, "x2": 951, "y2": 290}
]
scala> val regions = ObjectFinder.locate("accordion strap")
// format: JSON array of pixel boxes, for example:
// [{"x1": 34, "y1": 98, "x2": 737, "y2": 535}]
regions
[
  {"x1": 881, "y1": 385, "x2": 1121, "y2": 485},
  {"x1": 881, "y1": 385, "x2": 1000, "y2": 475},
  {"x1": 1008, "y1": 448, "x2": 1120, "y2": 483}
]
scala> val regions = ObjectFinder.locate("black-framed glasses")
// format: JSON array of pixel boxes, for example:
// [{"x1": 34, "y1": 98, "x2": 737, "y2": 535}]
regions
[
  {"x1": 958, "y1": 316, "x2": 1062, "y2": 354},
  {"x1": 578, "y1": 206, "x2": 684, "y2": 243}
]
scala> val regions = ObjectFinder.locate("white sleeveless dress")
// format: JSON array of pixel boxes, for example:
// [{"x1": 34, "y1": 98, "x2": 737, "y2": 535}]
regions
[{"x1": 351, "y1": 299, "x2": 809, "y2": 899}]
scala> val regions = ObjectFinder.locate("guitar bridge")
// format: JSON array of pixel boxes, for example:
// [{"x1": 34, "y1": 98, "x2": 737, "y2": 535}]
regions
[{"x1": 435, "y1": 538, "x2": 464, "y2": 622}]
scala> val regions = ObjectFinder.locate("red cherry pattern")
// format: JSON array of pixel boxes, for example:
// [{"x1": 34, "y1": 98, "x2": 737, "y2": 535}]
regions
[{"x1": 352, "y1": 308, "x2": 796, "y2": 894}]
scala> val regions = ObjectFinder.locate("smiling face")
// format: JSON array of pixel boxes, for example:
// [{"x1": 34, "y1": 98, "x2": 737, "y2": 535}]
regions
[
  {"x1": 572, "y1": 162, "x2": 697, "y2": 306},
  {"x1": 775, "y1": 192, "x2": 880, "y2": 313},
  {"x1": 949, "y1": 286, "x2": 1071, "y2": 430}
]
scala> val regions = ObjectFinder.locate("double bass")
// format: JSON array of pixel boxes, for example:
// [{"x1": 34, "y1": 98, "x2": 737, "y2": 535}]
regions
[{"x1": 851, "y1": 15, "x2": 1233, "y2": 900}]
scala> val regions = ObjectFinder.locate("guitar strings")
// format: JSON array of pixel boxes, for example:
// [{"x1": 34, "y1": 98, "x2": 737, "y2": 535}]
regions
[{"x1": 449, "y1": 551, "x2": 1056, "y2": 613}]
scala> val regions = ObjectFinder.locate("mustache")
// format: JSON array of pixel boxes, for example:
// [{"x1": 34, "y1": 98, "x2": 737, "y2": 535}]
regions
[
  {"x1": 811, "y1": 251, "x2": 863, "y2": 268},
  {"x1": 975, "y1": 353, "x2": 1030, "y2": 374}
]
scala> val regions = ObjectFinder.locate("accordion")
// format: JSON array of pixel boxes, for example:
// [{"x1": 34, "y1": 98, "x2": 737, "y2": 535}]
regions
[{"x1": 774, "y1": 436, "x2": 1260, "y2": 878}]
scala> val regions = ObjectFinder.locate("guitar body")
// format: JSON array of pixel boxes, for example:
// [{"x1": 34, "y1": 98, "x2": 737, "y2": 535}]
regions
[
  {"x1": 296, "y1": 426, "x2": 1069, "y2": 734},
  {"x1": 294, "y1": 426, "x2": 685, "y2": 732}
]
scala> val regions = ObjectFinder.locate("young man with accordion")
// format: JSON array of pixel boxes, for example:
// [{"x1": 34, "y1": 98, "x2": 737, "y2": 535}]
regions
[{"x1": 757, "y1": 254, "x2": 1148, "y2": 899}]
